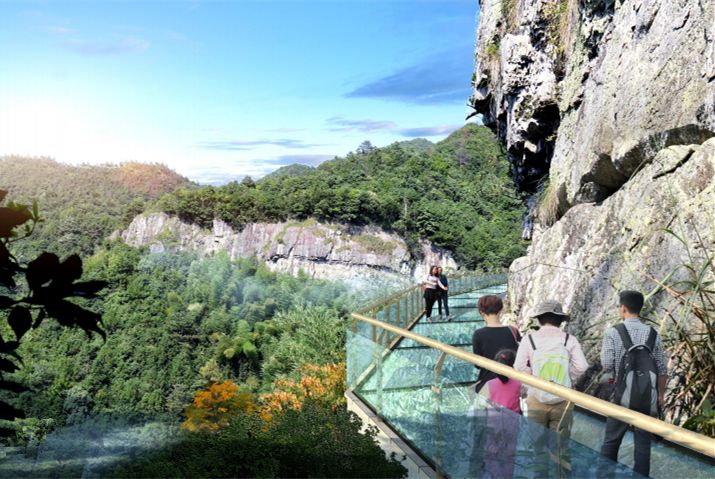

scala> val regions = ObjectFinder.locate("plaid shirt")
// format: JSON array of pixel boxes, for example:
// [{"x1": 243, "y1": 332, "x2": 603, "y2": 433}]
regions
[{"x1": 601, "y1": 317, "x2": 669, "y2": 379}]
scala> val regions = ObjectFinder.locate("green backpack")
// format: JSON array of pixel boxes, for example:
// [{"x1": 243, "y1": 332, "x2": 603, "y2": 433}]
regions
[{"x1": 528, "y1": 333, "x2": 571, "y2": 404}]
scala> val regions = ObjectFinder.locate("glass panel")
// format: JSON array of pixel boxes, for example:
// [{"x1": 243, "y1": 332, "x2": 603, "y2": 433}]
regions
[{"x1": 348, "y1": 283, "x2": 715, "y2": 479}]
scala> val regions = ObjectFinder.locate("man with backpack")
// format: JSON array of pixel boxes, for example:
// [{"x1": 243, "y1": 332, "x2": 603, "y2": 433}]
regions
[
  {"x1": 599, "y1": 291, "x2": 669, "y2": 477},
  {"x1": 514, "y1": 300, "x2": 589, "y2": 473}
]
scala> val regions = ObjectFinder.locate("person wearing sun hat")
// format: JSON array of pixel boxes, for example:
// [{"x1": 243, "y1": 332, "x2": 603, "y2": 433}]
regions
[{"x1": 514, "y1": 300, "x2": 589, "y2": 473}]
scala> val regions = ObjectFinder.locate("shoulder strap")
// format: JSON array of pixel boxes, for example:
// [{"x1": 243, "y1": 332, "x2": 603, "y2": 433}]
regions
[
  {"x1": 528, "y1": 334, "x2": 536, "y2": 350},
  {"x1": 614, "y1": 323, "x2": 634, "y2": 349},
  {"x1": 509, "y1": 326, "x2": 519, "y2": 345},
  {"x1": 563, "y1": 333, "x2": 570, "y2": 346},
  {"x1": 645, "y1": 327, "x2": 657, "y2": 351}
]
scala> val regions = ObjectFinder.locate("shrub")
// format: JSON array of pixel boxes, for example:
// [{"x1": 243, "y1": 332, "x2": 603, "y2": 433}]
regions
[{"x1": 107, "y1": 401, "x2": 407, "y2": 478}]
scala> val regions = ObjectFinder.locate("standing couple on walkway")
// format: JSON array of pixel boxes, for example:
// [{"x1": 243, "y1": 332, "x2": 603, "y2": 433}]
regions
[
  {"x1": 423, "y1": 265, "x2": 450, "y2": 321},
  {"x1": 471, "y1": 291, "x2": 668, "y2": 478}
]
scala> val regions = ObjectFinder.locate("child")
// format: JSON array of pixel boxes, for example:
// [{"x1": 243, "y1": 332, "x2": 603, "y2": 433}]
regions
[
  {"x1": 480, "y1": 349, "x2": 522, "y2": 414},
  {"x1": 482, "y1": 349, "x2": 521, "y2": 478}
]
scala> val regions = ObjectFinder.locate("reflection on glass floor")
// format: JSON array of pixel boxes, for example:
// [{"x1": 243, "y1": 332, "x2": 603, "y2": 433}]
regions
[{"x1": 350, "y1": 287, "x2": 714, "y2": 479}]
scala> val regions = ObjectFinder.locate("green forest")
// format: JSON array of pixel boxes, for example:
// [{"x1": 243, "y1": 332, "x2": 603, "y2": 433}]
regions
[
  {"x1": 0, "y1": 125, "x2": 523, "y2": 476},
  {"x1": 159, "y1": 125, "x2": 526, "y2": 268}
]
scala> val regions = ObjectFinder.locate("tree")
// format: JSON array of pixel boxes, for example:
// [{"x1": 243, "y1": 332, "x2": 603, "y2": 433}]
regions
[
  {"x1": 182, "y1": 380, "x2": 255, "y2": 432},
  {"x1": 0, "y1": 191, "x2": 107, "y2": 433},
  {"x1": 356, "y1": 140, "x2": 375, "y2": 155}
]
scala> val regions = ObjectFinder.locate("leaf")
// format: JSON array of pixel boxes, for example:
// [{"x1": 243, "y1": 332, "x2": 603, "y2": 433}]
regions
[
  {"x1": 71, "y1": 280, "x2": 108, "y2": 298},
  {"x1": 0, "y1": 206, "x2": 32, "y2": 238},
  {"x1": 0, "y1": 380, "x2": 26, "y2": 393},
  {"x1": 0, "y1": 341, "x2": 20, "y2": 353},
  {"x1": 33, "y1": 308, "x2": 46, "y2": 329},
  {"x1": 0, "y1": 270, "x2": 15, "y2": 289},
  {"x1": 0, "y1": 358, "x2": 19, "y2": 373},
  {"x1": 8, "y1": 306, "x2": 32, "y2": 340},
  {"x1": 0, "y1": 400, "x2": 25, "y2": 420},
  {"x1": 26, "y1": 252, "x2": 59, "y2": 289},
  {"x1": 0, "y1": 295, "x2": 15, "y2": 308},
  {"x1": 45, "y1": 300, "x2": 106, "y2": 340},
  {"x1": 56, "y1": 254, "x2": 83, "y2": 283},
  {"x1": 0, "y1": 240, "x2": 11, "y2": 266}
]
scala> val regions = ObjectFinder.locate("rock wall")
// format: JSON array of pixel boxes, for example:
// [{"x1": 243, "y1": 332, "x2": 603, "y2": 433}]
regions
[
  {"x1": 510, "y1": 139, "x2": 715, "y2": 335},
  {"x1": 473, "y1": 0, "x2": 715, "y2": 201},
  {"x1": 115, "y1": 213, "x2": 457, "y2": 288},
  {"x1": 472, "y1": 0, "x2": 715, "y2": 344}
]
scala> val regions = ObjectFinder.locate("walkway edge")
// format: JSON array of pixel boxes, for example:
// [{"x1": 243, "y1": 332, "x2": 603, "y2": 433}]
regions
[{"x1": 346, "y1": 390, "x2": 438, "y2": 479}]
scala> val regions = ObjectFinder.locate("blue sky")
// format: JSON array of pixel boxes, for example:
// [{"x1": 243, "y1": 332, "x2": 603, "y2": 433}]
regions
[{"x1": 0, "y1": 1, "x2": 480, "y2": 184}]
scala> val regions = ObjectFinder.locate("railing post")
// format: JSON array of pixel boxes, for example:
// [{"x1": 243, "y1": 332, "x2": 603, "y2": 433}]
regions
[
  {"x1": 349, "y1": 317, "x2": 358, "y2": 387},
  {"x1": 385, "y1": 302, "x2": 392, "y2": 343},
  {"x1": 396, "y1": 298, "x2": 401, "y2": 330},
  {"x1": 432, "y1": 351, "x2": 447, "y2": 478},
  {"x1": 376, "y1": 331, "x2": 383, "y2": 413},
  {"x1": 413, "y1": 289, "x2": 419, "y2": 319}
]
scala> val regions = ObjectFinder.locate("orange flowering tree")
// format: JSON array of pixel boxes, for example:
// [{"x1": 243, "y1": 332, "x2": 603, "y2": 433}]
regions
[
  {"x1": 261, "y1": 362, "x2": 346, "y2": 417},
  {"x1": 182, "y1": 380, "x2": 256, "y2": 432}
]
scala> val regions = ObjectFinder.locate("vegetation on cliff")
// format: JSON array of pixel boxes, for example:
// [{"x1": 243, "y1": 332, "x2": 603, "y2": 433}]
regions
[
  {"x1": 0, "y1": 158, "x2": 190, "y2": 259},
  {"x1": 0, "y1": 192, "x2": 404, "y2": 476},
  {"x1": 159, "y1": 124, "x2": 526, "y2": 269}
]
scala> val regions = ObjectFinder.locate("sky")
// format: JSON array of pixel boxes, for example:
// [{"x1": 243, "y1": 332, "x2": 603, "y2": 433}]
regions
[{"x1": 0, "y1": 0, "x2": 480, "y2": 184}]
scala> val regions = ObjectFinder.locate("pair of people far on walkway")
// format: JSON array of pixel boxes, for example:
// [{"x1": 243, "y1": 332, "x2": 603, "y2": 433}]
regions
[{"x1": 422, "y1": 265, "x2": 449, "y2": 321}]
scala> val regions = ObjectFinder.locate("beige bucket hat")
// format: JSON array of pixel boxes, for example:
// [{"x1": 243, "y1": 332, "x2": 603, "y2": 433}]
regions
[{"x1": 532, "y1": 300, "x2": 570, "y2": 319}]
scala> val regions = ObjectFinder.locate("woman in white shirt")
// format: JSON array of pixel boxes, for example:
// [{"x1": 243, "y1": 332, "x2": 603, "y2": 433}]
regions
[{"x1": 423, "y1": 265, "x2": 441, "y2": 321}]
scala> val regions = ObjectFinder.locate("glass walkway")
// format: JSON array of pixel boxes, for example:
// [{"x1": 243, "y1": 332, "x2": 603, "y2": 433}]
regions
[{"x1": 348, "y1": 277, "x2": 715, "y2": 478}]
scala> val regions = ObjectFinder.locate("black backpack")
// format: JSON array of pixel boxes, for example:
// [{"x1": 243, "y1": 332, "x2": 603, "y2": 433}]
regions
[{"x1": 614, "y1": 324, "x2": 659, "y2": 416}]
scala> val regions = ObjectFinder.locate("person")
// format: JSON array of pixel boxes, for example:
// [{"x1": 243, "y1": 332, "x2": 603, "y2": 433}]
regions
[
  {"x1": 472, "y1": 295, "x2": 521, "y2": 393},
  {"x1": 480, "y1": 349, "x2": 522, "y2": 414},
  {"x1": 514, "y1": 300, "x2": 588, "y2": 475},
  {"x1": 423, "y1": 266, "x2": 440, "y2": 321},
  {"x1": 436, "y1": 266, "x2": 450, "y2": 320},
  {"x1": 479, "y1": 349, "x2": 521, "y2": 479},
  {"x1": 599, "y1": 291, "x2": 669, "y2": 478}
]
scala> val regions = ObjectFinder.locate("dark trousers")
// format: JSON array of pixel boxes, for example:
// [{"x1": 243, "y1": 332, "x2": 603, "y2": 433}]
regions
[
  {"x1": 437, "y1": 292, "x2": 449, "y2": 316},
  {"x1": 424, "y1": 290, "x2": 437, "y2": 318},
  {"x1": 600, "y1": 416, "x2": 652, "y2": 477}
]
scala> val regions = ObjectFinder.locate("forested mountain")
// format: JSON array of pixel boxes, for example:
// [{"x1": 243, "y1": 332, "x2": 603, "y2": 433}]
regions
[
  {"x1": 0, "y1": 158, "x2": 191, "y2": 259},
  {"x1": 0, "y1": 125, "x2": 522, "y2": 476},
  {"x1": 260, "y1": 163, "x2": 316, "y2": 181},
  {"x1": 160, "y1": 124, "x2": 526, "y2": 268}
]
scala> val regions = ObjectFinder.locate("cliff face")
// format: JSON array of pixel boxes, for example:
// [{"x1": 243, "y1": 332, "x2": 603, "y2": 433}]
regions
[
  {"x1": 473, "y1": 0, "x2": 714, "y2": 201},
  {"x1": 117, "y1": 213, "x2": 457, "y2": 287},
  {"x1": 472, "y1": 0, "x2": 715, "y2": 334}
]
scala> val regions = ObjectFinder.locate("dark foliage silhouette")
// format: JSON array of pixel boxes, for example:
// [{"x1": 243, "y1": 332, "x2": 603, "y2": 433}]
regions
[{"x1": 0, "y1": 190, "x2": 107, "y2": 433}]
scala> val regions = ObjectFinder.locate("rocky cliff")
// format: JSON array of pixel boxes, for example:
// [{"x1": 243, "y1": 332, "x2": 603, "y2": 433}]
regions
[
  {"x1": 472, "y1": 0, "x2": 715, "y2": 341},
  {"x1": 116, "y1": 213, "x2": 457, "y2": 288}
]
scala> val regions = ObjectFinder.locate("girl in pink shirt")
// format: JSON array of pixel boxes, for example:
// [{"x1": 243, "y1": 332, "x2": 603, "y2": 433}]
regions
[
  {"x1": 481, "y1": 349, "x2": 521, "y2": 478},
  {"x1": 484, "y1": 349, "x2": 522, "y2": 414}
]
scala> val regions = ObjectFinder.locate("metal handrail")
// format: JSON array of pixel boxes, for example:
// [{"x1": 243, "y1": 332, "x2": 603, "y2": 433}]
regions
[{"x1": 350, "y1": 311, "x2": 715, "y2": 459}]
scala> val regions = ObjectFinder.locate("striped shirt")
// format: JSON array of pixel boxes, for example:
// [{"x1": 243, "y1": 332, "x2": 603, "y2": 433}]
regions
[{"x1": 600, "y1": 317, "x2": 669, "y2": 379}]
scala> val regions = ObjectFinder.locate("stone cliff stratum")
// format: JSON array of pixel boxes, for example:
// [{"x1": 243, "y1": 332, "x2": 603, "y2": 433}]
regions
[{"x1": 472, "y1": 0, "x2": 715, "y2": 340}]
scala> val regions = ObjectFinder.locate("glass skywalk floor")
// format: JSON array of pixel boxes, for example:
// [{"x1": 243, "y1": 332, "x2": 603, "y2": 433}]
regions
[{"x1": 349, "y1": 287, "x2": 714, "y2": 479}]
